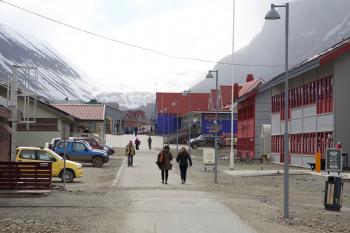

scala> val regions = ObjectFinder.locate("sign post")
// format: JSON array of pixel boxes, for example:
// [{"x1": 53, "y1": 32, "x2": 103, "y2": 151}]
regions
[
  {"x1": 326, "y1": 148, "x2": 342, "y2": 174},
  {"x1": 62, "y1": 126, "x2": 69, "y2": 190}
]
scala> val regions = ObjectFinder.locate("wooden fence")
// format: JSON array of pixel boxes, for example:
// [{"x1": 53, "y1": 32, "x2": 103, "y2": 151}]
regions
[{"x1": 0, "y1": 162, "x2": 52, "y2": 190}]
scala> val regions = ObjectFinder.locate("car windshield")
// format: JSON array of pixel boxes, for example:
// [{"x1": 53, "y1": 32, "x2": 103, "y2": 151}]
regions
[
  {"x1": 81, "y1": 141, "x2": 93, "y2": 150},
  {"x1": 49, "y1": 150, "x2": 63, "y2": 160}
]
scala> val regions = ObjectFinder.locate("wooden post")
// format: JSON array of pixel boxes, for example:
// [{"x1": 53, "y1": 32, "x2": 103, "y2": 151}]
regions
[{"x1": 315, "y1": 152, "x2": 321, "y2": 172}]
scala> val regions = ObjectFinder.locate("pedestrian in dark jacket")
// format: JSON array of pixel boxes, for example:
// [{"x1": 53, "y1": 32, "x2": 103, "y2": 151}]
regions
[
  {"x1": 147, "y1": 136, "x2": 152, "y2": 150},
  {"x1": 176, "y1": 147, "x2": 192, "y2": 184},
  {"x1": 125, "y1": 141, "x2": 136, "y2": 167},
  {"x1": 135, "y1": 137, "x2": 141, "y2": 150},
  {"x1": 156, "y1": 145, "x2": 173, "y2": 184}
]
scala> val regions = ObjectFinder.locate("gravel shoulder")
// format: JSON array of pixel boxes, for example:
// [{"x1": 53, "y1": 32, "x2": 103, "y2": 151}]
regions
[
  {"x1": 183, "y1": 148, "x2": 350, "y2": 233},
  {"x1": 0, "y1": 153, "x2": 127, "y2": 233}
]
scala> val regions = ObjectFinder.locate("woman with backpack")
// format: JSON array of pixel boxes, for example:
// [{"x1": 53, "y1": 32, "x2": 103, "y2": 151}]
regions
[
  {"x1": 156, "y1": 145, "x2": 173, "y2": 184},
  {"x1": 176, "y1": 147, "x2": 192, "y2": 184}
]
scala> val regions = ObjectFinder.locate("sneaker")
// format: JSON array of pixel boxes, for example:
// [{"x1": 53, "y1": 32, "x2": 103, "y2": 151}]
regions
[
  {"x1": 161, "y1": 180, "x2": 164, "y2": 184},
  {"x1": 181, "y1": 181, "x2": 184, "y2": 184},
  {"x1": 165, "y1": 181, "x2": 168, "y2": 184}
]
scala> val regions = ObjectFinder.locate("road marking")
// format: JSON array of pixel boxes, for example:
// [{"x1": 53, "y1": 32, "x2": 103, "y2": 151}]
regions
[{"x1": 111, "y1": 157, "x2": 126, "y2": 187}]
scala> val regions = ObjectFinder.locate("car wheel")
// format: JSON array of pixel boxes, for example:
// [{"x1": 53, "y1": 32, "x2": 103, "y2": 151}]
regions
[
  {"x1": 92, "y1": 157, "x2": 104, "y2": 167},
  {"x1": 61, "y1": 170, "x2": 74, "y2": 183}
]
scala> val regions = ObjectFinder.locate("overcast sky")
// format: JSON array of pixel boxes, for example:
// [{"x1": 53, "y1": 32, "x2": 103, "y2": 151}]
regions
[{"x1": 0, "y1": 0, "x2": 292, "y2": 93}]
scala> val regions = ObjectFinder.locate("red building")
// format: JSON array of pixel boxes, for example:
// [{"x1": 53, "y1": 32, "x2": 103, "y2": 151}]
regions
[{"x1": 235, "y1": 75, "x2": 264, "y2": 160}]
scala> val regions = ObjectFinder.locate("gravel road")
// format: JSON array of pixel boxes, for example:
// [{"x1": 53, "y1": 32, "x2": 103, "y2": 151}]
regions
[{"x1": 1, "y1": 146, "x2": 349, "y2": 233}]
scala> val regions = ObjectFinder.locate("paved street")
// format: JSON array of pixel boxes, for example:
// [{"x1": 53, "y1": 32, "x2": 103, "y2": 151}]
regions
[{"x1": 116, "y1": 147, "x2": 256, "y2": 233}]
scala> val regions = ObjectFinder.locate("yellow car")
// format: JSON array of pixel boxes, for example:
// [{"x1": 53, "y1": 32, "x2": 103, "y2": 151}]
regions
[{"x1": 16, "y1": 147, "x2": 84, "y2": 183}]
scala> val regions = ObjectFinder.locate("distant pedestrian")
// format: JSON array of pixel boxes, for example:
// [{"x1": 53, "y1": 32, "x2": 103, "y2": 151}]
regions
[
  {"x1": 125, "y1": 141, "x2": 135, "y2": 167},
  {"x1": 156, "y1": 145, "x2": 173, "y2": 184},
  {"x1": 135, "y1": 137, "x2": 141, "y2": 150},
  {"x1": 134, "y1": 127, "x2": 138, "y2": 136},
  {"x1": 147, "y1": 136, "x2": 152, "y2": 150},
  {"x1": 176, "y1": 147, "x2": 192, "y2": 184}
]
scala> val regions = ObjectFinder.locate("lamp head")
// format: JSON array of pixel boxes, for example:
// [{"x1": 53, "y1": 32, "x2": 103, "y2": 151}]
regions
[
  {"x1": 206, "y1": 72, "x2": 214, "y2": 79},
  {"x1": 265, "y1": 4, "x2": 281, "y2": 20}
]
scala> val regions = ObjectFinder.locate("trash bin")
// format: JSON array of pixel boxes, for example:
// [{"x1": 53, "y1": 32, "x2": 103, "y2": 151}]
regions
[{"x1": 324, "y1": 176, "x2": 343, "y2": 211}]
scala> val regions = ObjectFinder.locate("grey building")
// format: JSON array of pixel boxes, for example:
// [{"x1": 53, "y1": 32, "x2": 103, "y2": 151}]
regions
[
  {"x1": 261, "y1": 38, "x2": 350, "y2": 167},
  {"x1": 105, "y1": 105, "x2": 123, "y2": 134}
]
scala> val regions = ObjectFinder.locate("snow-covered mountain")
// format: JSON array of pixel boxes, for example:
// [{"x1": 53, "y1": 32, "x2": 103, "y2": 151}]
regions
[
  {"x1": 192, "y1": 0, "x2": 350, "y2": 91},
  {"x1": 96, "y1": 91, "x2": 155, "y2": 109},
  {"x1": 0, "y1": 24, "x2": 97, "y2": 100}
]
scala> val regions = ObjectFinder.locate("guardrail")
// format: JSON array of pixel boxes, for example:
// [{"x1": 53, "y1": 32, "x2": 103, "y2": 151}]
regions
[{"x1": 0, "y1": 162, "x2": 52, "y2": 190}]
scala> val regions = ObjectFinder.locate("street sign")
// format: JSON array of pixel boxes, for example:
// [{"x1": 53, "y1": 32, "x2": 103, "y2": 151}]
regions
[
  {"x1": 203, "y1": 148, "x2": 215, "y2": 171},
  {"x1": 326, "y1": 148, "x2": 342, "y2": 173}
]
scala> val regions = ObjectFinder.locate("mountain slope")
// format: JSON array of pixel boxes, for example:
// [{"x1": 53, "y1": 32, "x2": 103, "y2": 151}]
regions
[
  {"x1": 192, "y1": 0, "x2": 350, "y2": 91},
  {"x1": 0, "y1": 24, "x2": 97, "y2": 100},
  {"x1": 96, "y1": 91, "x2": 155, "y2": 109}
]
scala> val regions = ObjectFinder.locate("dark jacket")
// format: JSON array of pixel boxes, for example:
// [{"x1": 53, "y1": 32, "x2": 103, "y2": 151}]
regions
[
  {"x1": 157, "y1": 149, "x2": 173, "y2": 170},
  {"x1": 176, "y1": 151, "x2": 192, "y2": 167}
]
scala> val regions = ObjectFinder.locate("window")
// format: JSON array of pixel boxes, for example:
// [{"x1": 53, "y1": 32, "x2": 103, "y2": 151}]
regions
[
  {"x1": 20, "y1": 150, "x2": 36, "y2": 160},
  {"x1": 73, "y1": 142, "x2": 87, "y2": 151},
  {"x1": 38, "y1": 151, "x2": 55, "y2": 161},
  {"x1": 17, "y1": 118, "x2": 58, "y2": 131},
  {"x1": 57, "y1": 141, "x2": 67, "y2": 149}
]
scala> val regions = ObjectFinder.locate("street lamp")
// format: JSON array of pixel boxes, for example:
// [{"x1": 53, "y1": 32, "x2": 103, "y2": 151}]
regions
[
  {"x1": 206, "y1": 70, "x2": 219, "y2": 183},
  {"x1": 172, "y1": 101, "x2": 179, "y2": 155},
  {"x1": 265, "y1": 2, "x2": 290, "y2": 218},
  {"x1": 164, "y1": 107, "x2": 169, "y2": 145},
  {"x1": 182, "y1": 90, "x2": 192, "y2": 153}
]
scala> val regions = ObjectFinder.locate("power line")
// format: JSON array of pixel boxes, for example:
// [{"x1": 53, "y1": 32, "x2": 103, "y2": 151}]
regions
[{"x1": 0, "y1": 0, "x2": 288, "y2": 68}]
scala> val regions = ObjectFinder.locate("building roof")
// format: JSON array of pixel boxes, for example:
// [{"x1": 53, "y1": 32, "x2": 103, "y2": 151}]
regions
[
  {"x1": 219, "y1": 86, "x2": 233, "y2": 107},
  {"x1": 209, "y1": 89, "x2": 218, "y2": 110},
  {"x1": 156, "y1": 92, "x2": 209, "y2": 115},
  {"x1": 51, "y1": 104, "x2": 105, "y2": 121},
  {"x1": 260, "y1": 37, "x2": 350, "y2": 92}
]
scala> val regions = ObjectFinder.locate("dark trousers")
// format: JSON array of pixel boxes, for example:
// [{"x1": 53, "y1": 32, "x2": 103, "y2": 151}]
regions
[
  {"x1": 148, "y1": 143, "x2": 151, "y2": 150},
  {"x1": 161, "y1": 169, "x2": 169, "y2": 181},
  {"x1": 180, "y1": 165, "x2": 188, "y2": 182},
  {"x1": 136, "y1": 145, "x2": 139, "y2": 150},
  {"x1": 127, "y1": 155, "x2": 133, "y2": 167}
]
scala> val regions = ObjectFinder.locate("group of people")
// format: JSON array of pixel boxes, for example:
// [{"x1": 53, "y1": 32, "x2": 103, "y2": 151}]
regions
[
  {"x1": 125, "y1": 139, "x2": 192, "y2": 184},
  {"x1": 156, "y1": 145, "x2": 192, "y2": 184}
]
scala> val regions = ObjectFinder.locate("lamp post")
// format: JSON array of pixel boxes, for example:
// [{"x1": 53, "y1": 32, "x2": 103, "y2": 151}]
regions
[
  {"x1": 265, "y1": 2, "x2": 290, "y2": 218},
  {"x1": 206, "y1": 70, "x2": 219, "y2": 183},
  {"x1": 164, "y1": 107, "x2": 169, "y2": 145},
  {"x1": 172, "y1": 101, "x2": 179, "y2": 155},
  {"x1": 182, "y1": 90, "x2": 192, "y2": 153},
  {"x1": 160, "y1": 110, "x2": 164, "y2": 147}
]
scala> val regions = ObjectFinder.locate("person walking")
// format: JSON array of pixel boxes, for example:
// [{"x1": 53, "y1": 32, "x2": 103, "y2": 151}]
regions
[
  {"x1": 176, "y1": 147, "x2": 192, "y2": 184},
  {"x1": 135, "y1": 137, "x2": 141, "y2": 150},
  {"x1": 125, "y1": 141, "x2": 136, "y2": 167},
  {"x1": 156, "y1": 145, "x2": 173, "y2": 184},
  {"x1": 147, "y1": 136, "x2": 152, "y2": 150}
]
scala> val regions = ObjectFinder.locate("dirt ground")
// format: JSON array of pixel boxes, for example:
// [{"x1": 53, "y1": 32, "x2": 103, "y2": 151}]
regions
[
  {"x1": 0, "y1": 154, "x2": 128, "y2": 233},
  {"x1": 183, "y1": 148, "x2": 350, "y2": 233},
  {"x1": 1, "y1": 147, "x2": 350, "y2": 233}
]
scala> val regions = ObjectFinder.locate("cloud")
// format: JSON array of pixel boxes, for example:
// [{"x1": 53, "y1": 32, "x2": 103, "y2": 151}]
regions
[{"x1": 0, "y1": 0, "x2": 294, "y2": 93}]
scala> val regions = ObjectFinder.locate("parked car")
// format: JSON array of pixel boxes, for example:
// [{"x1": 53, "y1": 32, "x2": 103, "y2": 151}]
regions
[
  {"x1": 222, "y1": 137, "x2": 237, "y2": 148},
  {"x1": 16, "y1": 147, "x2": 84, "y2": 183},
  {"x1": 47, "y1": 137, "x2": 62, "y2": 150},
  {"x1": 190, "y1": 135, "x2": 224, "y2": 149},
  {"x1": 69, "y1": 137, "x2": 115, "y2": 155},
  {"x1": 54, "y1": 140, "x2": 109, "y2": 167}
]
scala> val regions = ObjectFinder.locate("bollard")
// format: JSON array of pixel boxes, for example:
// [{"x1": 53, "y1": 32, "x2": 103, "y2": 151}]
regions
[{"x1": 315, "y1": 152, "x2": 321, "y2": 173}]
